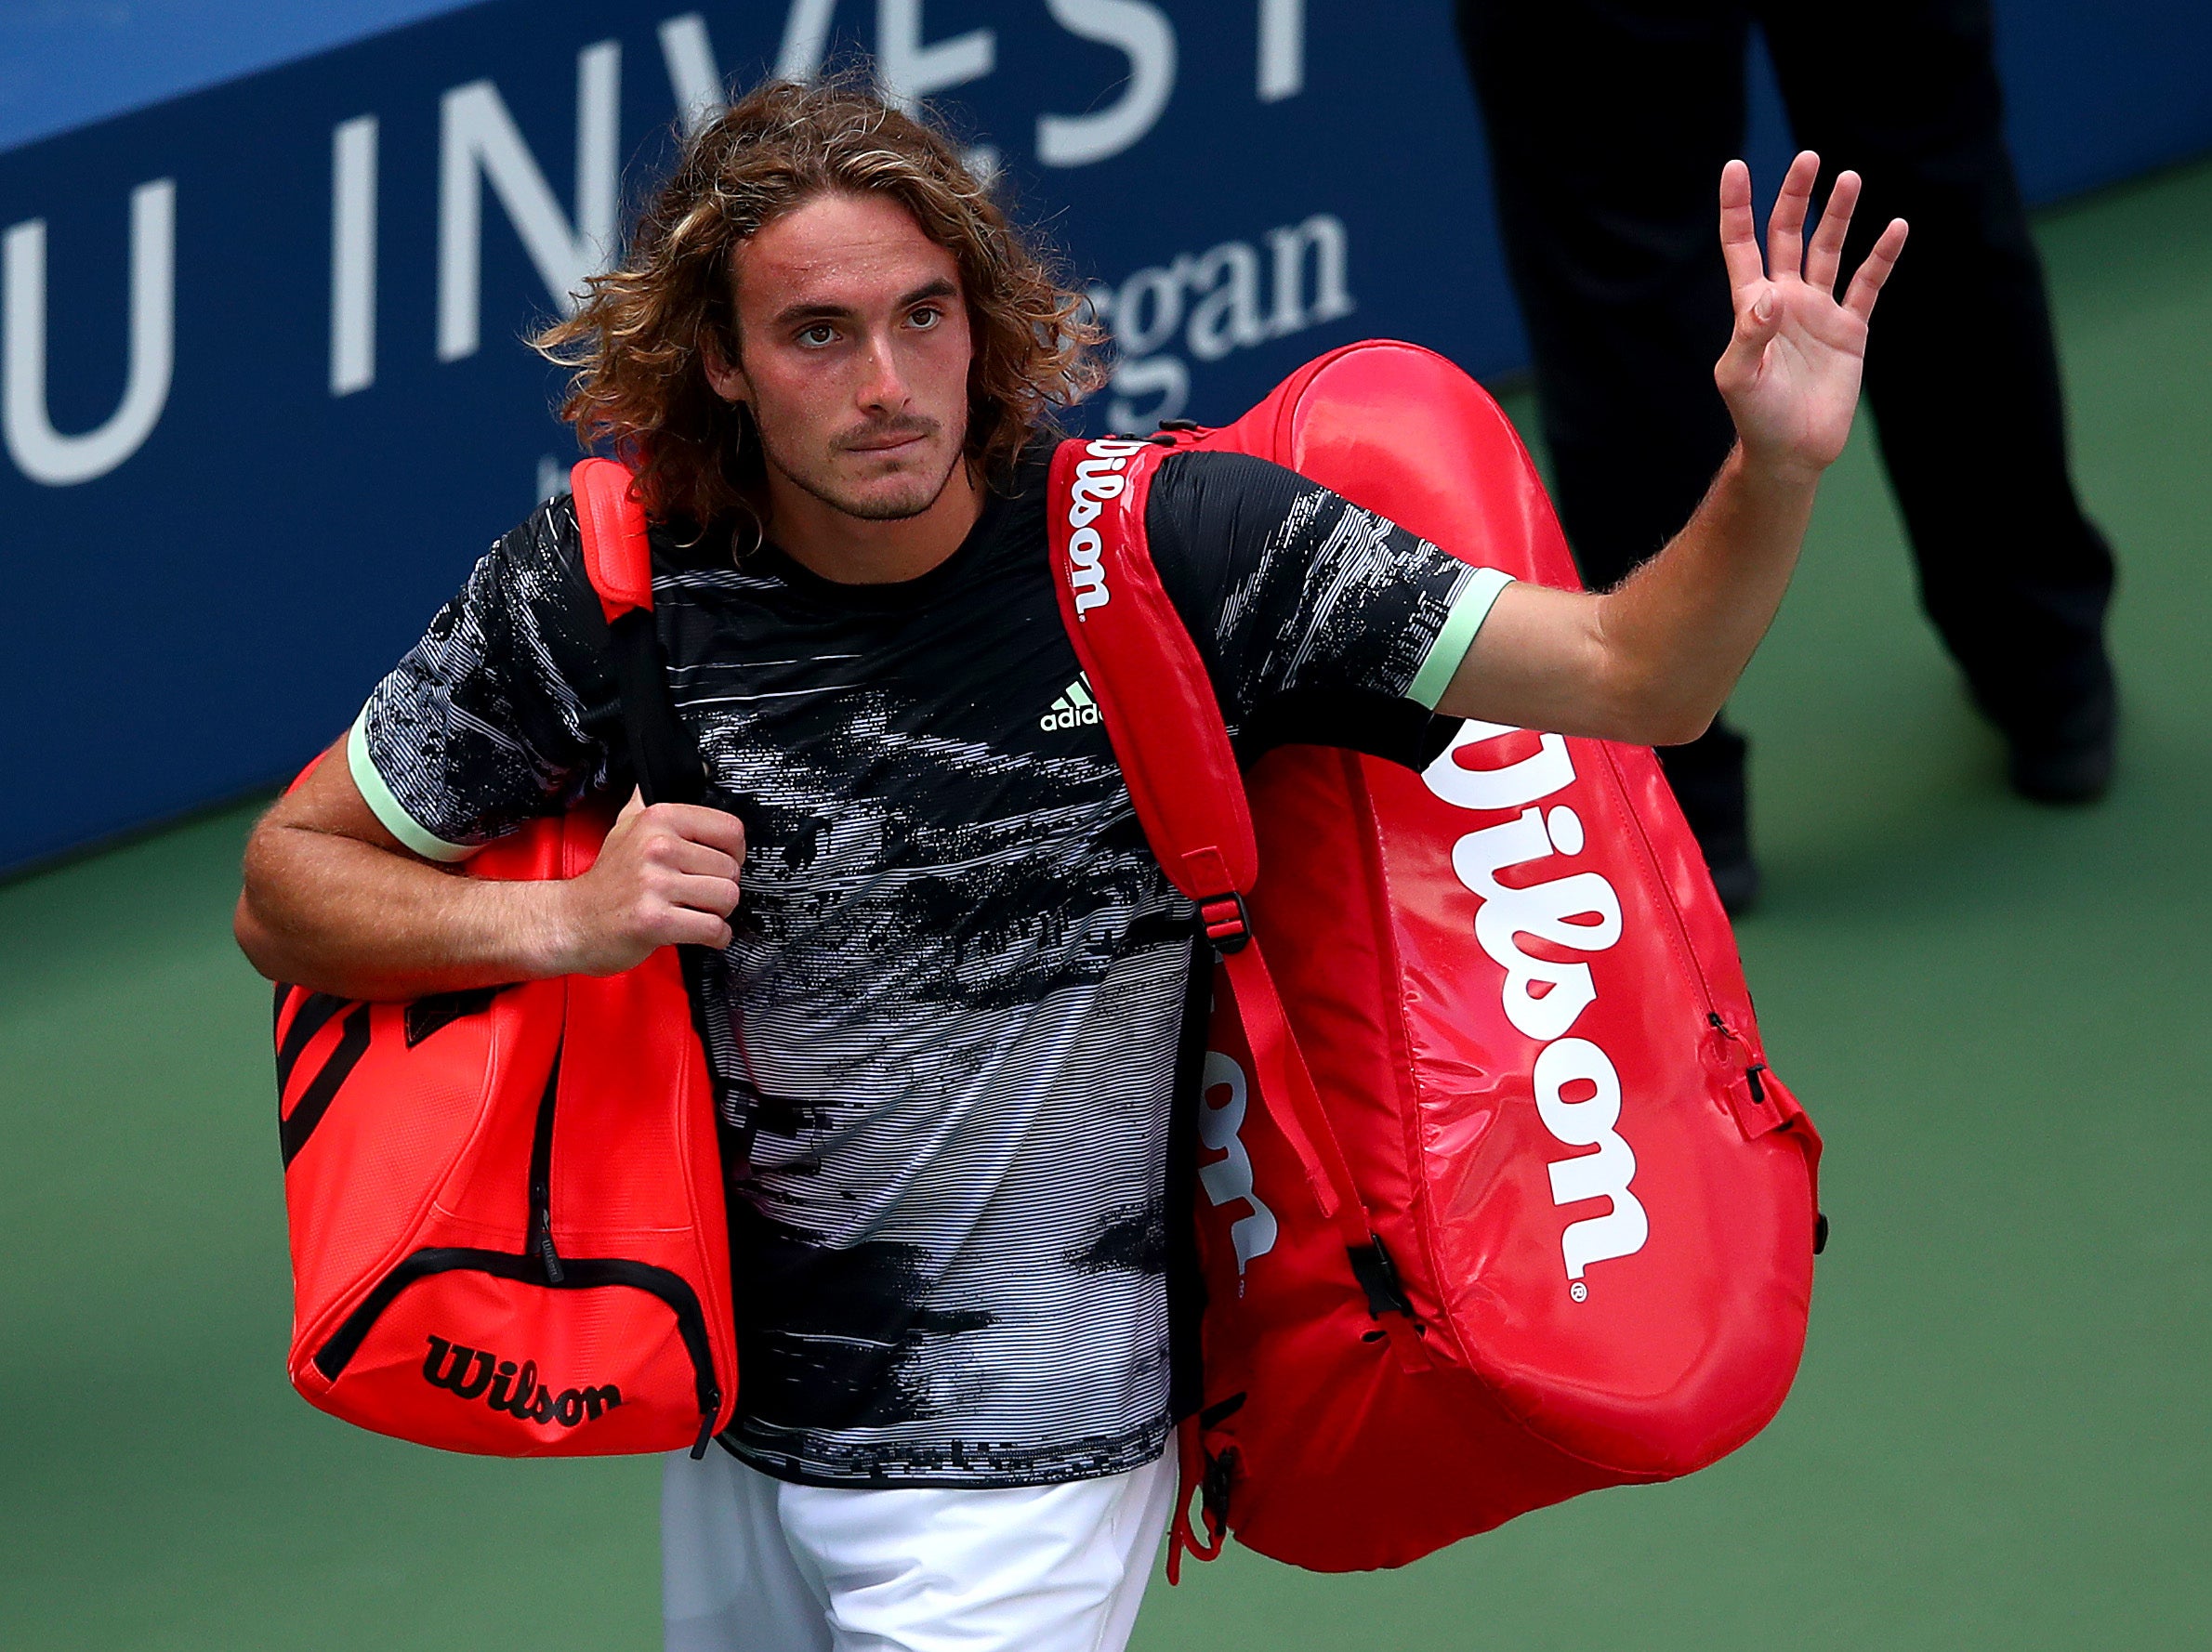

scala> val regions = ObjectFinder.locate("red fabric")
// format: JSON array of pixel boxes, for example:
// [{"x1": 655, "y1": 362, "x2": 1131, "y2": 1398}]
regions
[
  {"x1": 275, "y1": 483, "x2": 736, "y2": 1460},
  {"x1": 571, "y1": 457, "x2": 653, "y2": 622},
  {"x1": 1049, "y1": 341, "x2": 1823, "y2": 1573},
  {"x1": 1046, "y1": 439, "x2": 1256, "y2": 900}
]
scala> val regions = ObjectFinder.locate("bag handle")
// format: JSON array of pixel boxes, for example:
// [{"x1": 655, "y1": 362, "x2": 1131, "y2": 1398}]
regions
[
  {"x1": 1051, "y1": 436, "x2": 1433, "y2": 1580},
  {"x1": 570, "y1": 459, "x2": 704, "y2": 808},
  {"x1": 1043, "y1": 438, "x2": 1414, "y2": 1297},
  {"x1": 1045, "y1": 438, "x2": 1257, "y2": 903}
]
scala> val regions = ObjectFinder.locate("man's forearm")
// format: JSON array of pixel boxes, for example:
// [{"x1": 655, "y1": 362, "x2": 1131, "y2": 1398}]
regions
[
  {"x1": 235, "y1": 741, "x2": 744, "y2": 1000},
  {"x1": 1591, "y1": 444, "x2": 1820, "y2": 745},
  {"x1": 1436, "y1": 149, "x2": 1903, "y2": 746},
  {"x1": 237, "y1": 819, "x2": 570, "y2": 1001},
  {"x1": 1441, "y1": 444, "x2": 1822, "y2": 744}
]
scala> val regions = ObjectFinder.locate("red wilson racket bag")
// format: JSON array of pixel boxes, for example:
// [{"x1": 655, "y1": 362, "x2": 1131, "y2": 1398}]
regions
[
  {"x1": 273, "y1": 459, "x2": 737, "y2": 1458},
  {"x1": 1047, "y1": 342, "x2": 1824, "y2": 1573}
]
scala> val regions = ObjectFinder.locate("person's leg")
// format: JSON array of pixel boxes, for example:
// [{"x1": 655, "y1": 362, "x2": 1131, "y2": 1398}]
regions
[
  {"x1": 1762, "y1": 0, "x2": 2117, "y2": 799},
  {"x1": 779, "y1": 1453, "x2": 1177, "y2": 1652},
  {"x1": 663, "y1": 1448, "x2": 836, "y2": 1652},
  {"x1": 1087, "y1": 1455, "x2": 1179, "y2": 1652},
  {"x1": 1455, "y1": 0, "x2": 1767, "y2": 905}
]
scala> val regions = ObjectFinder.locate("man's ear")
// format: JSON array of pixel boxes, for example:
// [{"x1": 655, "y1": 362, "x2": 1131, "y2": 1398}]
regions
[{"x1": 699, "y1": 330, "x2": 749, "y2": 406}]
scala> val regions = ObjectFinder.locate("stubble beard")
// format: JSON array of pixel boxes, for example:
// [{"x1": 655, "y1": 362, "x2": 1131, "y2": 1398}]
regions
[{"x1": 758, "y1": 415, "x2": 968, "y2": 524}]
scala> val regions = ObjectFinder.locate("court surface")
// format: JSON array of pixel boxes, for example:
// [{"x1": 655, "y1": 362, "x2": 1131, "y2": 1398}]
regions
[{"x1": 3, "y1": 156, "x2": 2206, "y2": 1651}]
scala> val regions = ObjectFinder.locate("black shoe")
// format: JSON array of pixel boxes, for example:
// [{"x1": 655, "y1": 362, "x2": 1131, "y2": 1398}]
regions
[
  {"x1": 1999, "y1": 658, "x2": 2117, "y2": 806},
  {"x1": 1704, "y1": 848, "x2": 1763, "y2": 918},
  {"x1": 1656, "y1": 721, "x2": 1761, "y2": 918},
  {"x1": 2008, "y1": 697, "x2": 2116, "y2": 804}
]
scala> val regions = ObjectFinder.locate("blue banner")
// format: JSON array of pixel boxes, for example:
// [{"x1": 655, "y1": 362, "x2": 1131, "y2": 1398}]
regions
[{"x1": 2, "y1": 1, "x2": 2207, "y2": 873}]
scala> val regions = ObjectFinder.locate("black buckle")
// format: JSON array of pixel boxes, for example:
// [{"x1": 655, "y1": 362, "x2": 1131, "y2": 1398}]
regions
[
  {"x1": 1348, "y1": 1236, "x2": 1415, "y2": 1319},
  {"x1": 1200, "y1": 1444, "x2": 1238, "y2": 1531},
  {"x1": 1199, "y1": 893, "x2": 1252, "y2": 956}
]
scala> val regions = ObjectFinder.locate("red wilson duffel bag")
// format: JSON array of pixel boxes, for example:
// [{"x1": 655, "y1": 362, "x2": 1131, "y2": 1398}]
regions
[
  {"x1": 273, "y1": 458, "x2": 737, "y2": 1458},
  {"x1": 1048, "y1": 341, "x2": 1824, "y2": 1574}
]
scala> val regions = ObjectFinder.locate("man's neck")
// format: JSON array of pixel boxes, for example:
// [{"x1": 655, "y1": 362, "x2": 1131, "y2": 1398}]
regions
[{"x1": 765, "y1": 462, "x2": 985, "y2": 585}]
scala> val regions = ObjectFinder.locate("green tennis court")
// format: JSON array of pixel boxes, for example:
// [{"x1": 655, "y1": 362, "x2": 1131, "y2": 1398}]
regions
[{"x1": 5, "y1": 155, "x2": 2207, "y2": 1651}]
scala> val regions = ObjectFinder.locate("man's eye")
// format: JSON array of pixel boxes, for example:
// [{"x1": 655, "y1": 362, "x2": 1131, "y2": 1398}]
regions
[
  {"x1": 909, "y1": 306, "x2": 941, "y2": 330},
  {"x1": 798, "y1": 323, "x2": 837, "y2": 347}
]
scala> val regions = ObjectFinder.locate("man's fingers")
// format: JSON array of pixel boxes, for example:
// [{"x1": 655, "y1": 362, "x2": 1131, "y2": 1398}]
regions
[
  {"x1": 1764, "y1": 150, "x2": 1820, "y2": 282},
  {"x1": 647, "y1": 906, "x2": 734, "y2": 952},
  {"x1": 655, "y1": 872, "x2": 743, "y2": 920},
  {"x1": 1843, "y1": 217, "x2": 1911, "y2": 320},
  {"x1": 615, "y1": 786, "x2": 647, "y2": 826},
  {"x1": 1716, "y1": 282, "x2": 1782, "y2": 394},
  {"x1": 1804, "y1": 169, "x2": 1861, "y2": 295},
  {"x1": 1718, "y1": 159, "x2": 1766, "y2": 295},
  {"x1": 642, "y1": 833, "x2": 740, "y2": 883},
  {"x1": 636, "y1": 800, "x2": 747, "y2": 859}
]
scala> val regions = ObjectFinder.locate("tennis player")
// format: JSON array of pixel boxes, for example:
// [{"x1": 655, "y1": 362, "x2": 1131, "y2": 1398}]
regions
[{"x1": 236, "y1": 75, "x2": 1902, "y2": 1652}]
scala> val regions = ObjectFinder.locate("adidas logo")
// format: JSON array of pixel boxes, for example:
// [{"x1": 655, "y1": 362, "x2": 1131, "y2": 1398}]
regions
[{"x1": 1040, "y1": 675, "x2": 1102, "y2": 732}]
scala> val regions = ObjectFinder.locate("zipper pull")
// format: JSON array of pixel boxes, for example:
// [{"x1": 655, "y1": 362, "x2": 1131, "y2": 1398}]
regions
[
  {"x1": 1709, "y1": 1013, "x2": 1774, "y2": 1122},
  {"x1": 533, "y1": 1208, "x2": 565, "y2": 1284},
  {"x1": 1708, "y1": 1012, "x2": 1763, "y2": 1089},
  {"x1": 691, "y1": 1390, "x2": 721, "y2": 1459},
  {"x1": 1705, "y1": 1012, "x2": 1745, "y2": 1074},
  {"x1": 527, "y1": 1050, "x2": 566, "y2": 1283}
]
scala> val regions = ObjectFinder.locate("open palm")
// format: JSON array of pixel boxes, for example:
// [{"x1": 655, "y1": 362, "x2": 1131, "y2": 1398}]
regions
[{"x1": 1714, "y1": 151, "x2": 1909, "y2": 479}]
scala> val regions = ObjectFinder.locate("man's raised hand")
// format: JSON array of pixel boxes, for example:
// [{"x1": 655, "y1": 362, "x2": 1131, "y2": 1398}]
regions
[
  {"x1": 1714, "y1": 151, "x2": 1908, "y2": 481},
  {"x1": 548, "y1": 790, "x2": 745, "y2": 976}
]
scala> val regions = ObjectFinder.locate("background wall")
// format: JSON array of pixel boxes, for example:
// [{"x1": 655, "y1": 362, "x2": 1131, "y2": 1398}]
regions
[{"x1": 3, "y1": 0, "x2": 2208, "y2": 876}]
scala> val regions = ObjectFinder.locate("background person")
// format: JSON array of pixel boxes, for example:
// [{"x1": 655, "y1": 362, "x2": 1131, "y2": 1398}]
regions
[
  {"x1": 234, "y1": 77, "x2": 1899, "y2": 1652},
  {"x1": 1456, "y1": 0, "x2": 2118, "y2": 910}
]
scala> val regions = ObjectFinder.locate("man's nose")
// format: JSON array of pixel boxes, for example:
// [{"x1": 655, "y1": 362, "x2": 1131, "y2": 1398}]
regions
[{"x1": 854, "y1": 334, "x2": 911, "y2": 413}]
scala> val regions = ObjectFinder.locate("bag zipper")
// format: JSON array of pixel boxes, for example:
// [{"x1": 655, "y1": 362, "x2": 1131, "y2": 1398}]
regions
[
  {"x1": 312, "y1": 1247, "x2": 723, "y2": 1452},
  {"x1": 311, "y1": 1033, "x2": 723, "y2": 1453},
  {"x1": 530, "y1": 1015, "x2": 720, "y2": 1454},
  {"x1": 1595, "y1": 745, "x2": 1766, "y2": 1071},
  {"x1": 529, "y1": 1048, "x2": 566, "y2": 1284},
  {"x1": 526, "y1": 1030, "x2": 718, "y2": 1451},
  {"x1": 1596, "y1": 745, "x2": 1821, "y2": 1246}
]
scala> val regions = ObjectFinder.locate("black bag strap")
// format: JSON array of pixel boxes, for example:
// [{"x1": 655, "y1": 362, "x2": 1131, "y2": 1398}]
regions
[{"x1": 570, "y1": 458, "x2": 704, "y2": 807}]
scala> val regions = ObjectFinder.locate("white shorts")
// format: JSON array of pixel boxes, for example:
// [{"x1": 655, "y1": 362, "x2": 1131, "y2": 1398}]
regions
[{"x1": 661, "y1": 1448, "x2": 1177, "y2": 1652}]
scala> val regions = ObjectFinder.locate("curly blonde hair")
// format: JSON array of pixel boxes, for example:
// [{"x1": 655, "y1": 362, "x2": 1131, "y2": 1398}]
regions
[{"x1": 535, "y1": 76, "x2": 1103, "y2": 536}]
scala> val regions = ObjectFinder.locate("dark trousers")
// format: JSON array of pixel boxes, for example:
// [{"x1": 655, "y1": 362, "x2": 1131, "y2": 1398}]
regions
[{"x1": 1455, "y1": 0, "x2": 2114, "y2": 851}]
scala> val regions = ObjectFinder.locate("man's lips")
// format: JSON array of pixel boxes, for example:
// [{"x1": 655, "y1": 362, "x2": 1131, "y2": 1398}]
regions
[{"x1": 842, "y1": 428, "x2": 933, "y2": 456}]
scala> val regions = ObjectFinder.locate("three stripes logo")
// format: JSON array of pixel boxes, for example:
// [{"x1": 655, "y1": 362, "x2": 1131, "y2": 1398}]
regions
[
  {"x1": 275, "y1": 989, "x2": 370, "y2": 1168},
  {"x1": 1041, "y1": 675, "x2": 1102, "y2": 732},
  {"x1": 274, "y1": 984, "x2": 499, "y2": 1168}
]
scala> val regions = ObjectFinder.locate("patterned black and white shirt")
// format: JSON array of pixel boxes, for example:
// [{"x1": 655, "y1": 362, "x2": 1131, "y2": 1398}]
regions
[{"x1": 350, "y1": 441, "x2": 1510, "y2": 1488}]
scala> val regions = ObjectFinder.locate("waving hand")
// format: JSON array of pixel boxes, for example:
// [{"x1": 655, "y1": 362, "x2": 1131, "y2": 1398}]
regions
[
  {"x1": 1443, "y1": 150, "x2": 1911, "y2": 746},
  {"x1": 1714, "y1": 151, "x2": 1909, "y2": 480}
]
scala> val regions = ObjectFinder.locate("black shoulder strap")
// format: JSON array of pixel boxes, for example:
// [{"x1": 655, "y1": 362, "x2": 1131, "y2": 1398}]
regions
[{"x1": 570, "y1": 458, "x2": 704, "y2": 807}]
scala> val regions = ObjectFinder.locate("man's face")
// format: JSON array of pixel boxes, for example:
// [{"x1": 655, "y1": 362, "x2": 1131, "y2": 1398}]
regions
[{"x1": 709, "y1": 190, "x2": 975, "y2": 523}]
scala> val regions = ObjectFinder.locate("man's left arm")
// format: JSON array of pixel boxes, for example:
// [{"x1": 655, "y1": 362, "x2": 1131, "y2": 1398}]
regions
[{"x1": 1439, "y1": 151, "x2": 1908, "y2": 744}]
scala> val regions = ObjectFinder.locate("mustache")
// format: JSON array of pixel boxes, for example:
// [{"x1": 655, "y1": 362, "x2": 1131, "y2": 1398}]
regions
[{"x1": 836, "y1": 416, "x2": 939, "y2": 453}]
